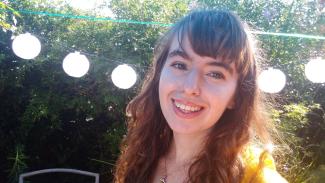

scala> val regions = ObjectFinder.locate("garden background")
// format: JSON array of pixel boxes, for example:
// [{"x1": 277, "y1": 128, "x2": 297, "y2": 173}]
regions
[{"x1": 0, "y1": 0, "x2": 324, "y2": 182}]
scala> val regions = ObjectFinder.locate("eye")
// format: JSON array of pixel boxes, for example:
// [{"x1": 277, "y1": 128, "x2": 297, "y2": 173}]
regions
[
  {"x1": 171, "y1": 62, "x2": 187, "y2": 70},
  {"x1": 207, "y1": 72, "x2": 225, "y2": 80}
]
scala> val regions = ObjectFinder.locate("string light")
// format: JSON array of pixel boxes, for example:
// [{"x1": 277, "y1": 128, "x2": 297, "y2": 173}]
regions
[
  {"x1": 305, "y1": 57, "x2": 325, "y2": 83},
  {"x1": 0, "y1": 8, "x2": 172, "y2": 27},
  {"x1": 3, "y1": 6, "x2": 324, "y2": 90},
  {"x1": 258, "y1": 68, "x2": 286, "y2": 93},
  {"x1": 111, "y1": 64, "x2": 137, "y2": 89},
  {"x1": 62, "y1": 52, "x2": 90, "y2": 78},
  {"x1": 12, "y1": 33, "x2": 41, "y2": 59},
  {"x1": 251, "y1": 31, "x2": 325, "y2": 40}
]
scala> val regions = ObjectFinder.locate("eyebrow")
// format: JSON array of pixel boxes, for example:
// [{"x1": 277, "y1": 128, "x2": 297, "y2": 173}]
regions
[
  {"x1": 168, "y1": 49, "x2": 234, "y2": 74},
  {"x1": 207, "y1": 61, "x2": 234, "y2": 75},
  {"x1": 168, "y1": 49, "x2": 190, "y2": 60}
]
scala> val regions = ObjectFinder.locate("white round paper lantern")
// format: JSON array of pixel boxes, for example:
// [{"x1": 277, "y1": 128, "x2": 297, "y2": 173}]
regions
[
  {"x1": 258, "y1": 68, "x2": 286, "y2": 93},
  {"x1": 62, "y1": 52, "x2": 90, "y2": 78},
  {"x1": 111, "y1": 64, "x2": 137, "y2": 89},
  {"x1": 305, "y1": 58, "x2": 325, "y2": 83},
  {"x1": 12, "y1": 33, "x2": 41, "y2": 59}
]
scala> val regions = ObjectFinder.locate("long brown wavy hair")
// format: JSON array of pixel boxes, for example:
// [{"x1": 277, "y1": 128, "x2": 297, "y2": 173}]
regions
[{"x1": 114, "y1": 10, "x2": 271, "y2": 183}]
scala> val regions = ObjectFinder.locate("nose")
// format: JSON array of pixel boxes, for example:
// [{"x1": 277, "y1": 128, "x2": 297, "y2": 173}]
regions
[{"x1": 183, "y1": 70, "x2": 201, "y2": 96}]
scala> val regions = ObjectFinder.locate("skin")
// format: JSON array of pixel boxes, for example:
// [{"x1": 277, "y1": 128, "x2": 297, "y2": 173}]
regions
[
  {"x1": 159, "y1": 35, "x2": 238, "y2": 136},
  {"x1": 154, "y1": 35, "x2": 239, "y2": 182}
]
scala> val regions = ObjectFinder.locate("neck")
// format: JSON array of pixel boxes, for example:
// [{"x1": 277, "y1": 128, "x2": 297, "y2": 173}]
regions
[{"x1": 168, "y1": 131, "x2": 208, "y2": 164}]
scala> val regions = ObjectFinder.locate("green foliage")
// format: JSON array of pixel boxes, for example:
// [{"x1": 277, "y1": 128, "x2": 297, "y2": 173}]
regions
[
  {"x1": 305, "y1": 165, "x2": 325, "y2": 183},
  {"x1": 0, "y1": 0, "x2": 190, "y2": 182},
  {"x1": 103, "y1": 124, "x2": 126, "y2": 157},
  {"x1": 7, "y1": 144, "x2": 27, "y2": 183},
  {"x1": 0, "y1": 2, "x2": 20, "y2": 30},
  {"x1": 272, "y1": 103, "x2": 311, "y2": 182},
  {"x1": 300, "y1": 104, "x2": 325, "y2": 166},
  {"x1": 0, "y1": 0, "x2": 324, "y2": 182},
  {"x1": 109, "y1": 0, "x2": 190, "y2": 64},
  {"x1": 272, "y1": 103, "x2": 325, "y2": 183}
]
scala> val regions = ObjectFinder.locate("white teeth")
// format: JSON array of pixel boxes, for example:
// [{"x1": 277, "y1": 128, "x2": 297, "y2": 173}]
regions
[{"x1": 174, "y1": 101, "x2": 201, "y2": 112}]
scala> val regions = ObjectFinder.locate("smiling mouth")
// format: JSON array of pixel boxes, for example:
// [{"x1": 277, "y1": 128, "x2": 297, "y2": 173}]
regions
[{"x1": 172, "y1": 99, "x2": 203, "y2": 114}]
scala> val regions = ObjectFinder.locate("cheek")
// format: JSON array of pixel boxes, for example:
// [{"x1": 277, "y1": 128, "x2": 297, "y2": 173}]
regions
[
  {"x1": 159, "y1": 68, "x2": 180, "y2": 93},
  {"x1": 160, "y1": 67, "x2": 175, "y2": 82},
  {"x1": 158, "y1": 68, "x2": 171, "y2": 100},
  {"x1": 205, "y1": 82, "x2": 237, "y2": 106}
]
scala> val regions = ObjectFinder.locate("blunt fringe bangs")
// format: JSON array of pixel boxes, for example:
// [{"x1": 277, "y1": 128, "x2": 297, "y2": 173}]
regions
[{"x1": 172, "y1": 10, "x2": 250, "y2": 74}]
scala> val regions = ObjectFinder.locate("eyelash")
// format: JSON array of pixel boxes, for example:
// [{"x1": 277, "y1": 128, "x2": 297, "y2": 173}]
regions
[
  {"x1": 207, "y1": 72, "x2": 225, "y2": 80},
  {"x1": 171, "y1": 62, "x2": 187, "y2": 70},
  {"x1": 171, "y1": 62, "x2": 226, "y2": 80}
]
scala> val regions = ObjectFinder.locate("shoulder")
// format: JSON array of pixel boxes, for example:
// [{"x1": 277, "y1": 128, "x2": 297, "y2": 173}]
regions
[{"x1": 240, "y1": 146, "x2": 288, "y2": 183}]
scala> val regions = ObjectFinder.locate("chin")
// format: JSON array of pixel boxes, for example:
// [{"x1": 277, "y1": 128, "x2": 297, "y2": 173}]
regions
[{"x1": 167, "y1": 122, "x2": 207, "y2": 135}]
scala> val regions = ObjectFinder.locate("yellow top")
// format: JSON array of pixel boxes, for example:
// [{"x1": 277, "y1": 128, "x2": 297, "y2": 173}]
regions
[{"x1": 241, "y1": 147, "x2": 288, "y2": 183}]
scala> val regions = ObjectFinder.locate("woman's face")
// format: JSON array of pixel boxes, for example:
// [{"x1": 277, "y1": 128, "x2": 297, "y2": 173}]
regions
[{"x1": 158, "y1": 35, "x2": 238, "y2": 135}]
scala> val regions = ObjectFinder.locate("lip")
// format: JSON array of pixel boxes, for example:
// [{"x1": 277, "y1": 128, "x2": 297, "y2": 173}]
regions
[
  {"x1": 172, "y1": 98, "x2": 204, "y2": 119},
  {"x1": 173, "y1": 98, "x2": 203, "y2": 107}
]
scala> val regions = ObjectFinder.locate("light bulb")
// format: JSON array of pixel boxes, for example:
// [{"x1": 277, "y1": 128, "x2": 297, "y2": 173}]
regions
[
  {"x1": 62, "y1": 52, "x2": 90, "y2": 78},
  {"x1": 111, "y1": 64, "x2": 137, "y2": 89},
  {"x1": 305, "y1": 57, "x2": 325, "y2": 83},
  {"x1": 258, "y1": 68, "x2": 286, "y2": 93},
  {"x1": 12, "y1": 33, "x2": 41, "y2": 59}
]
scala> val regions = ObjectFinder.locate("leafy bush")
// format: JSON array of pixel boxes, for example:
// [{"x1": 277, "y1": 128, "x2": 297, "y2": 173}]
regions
[{"x1": 272, "y1": 103, "x2": 325, "y2": 183}]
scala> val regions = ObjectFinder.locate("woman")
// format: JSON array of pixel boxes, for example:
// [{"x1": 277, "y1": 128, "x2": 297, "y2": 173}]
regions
[{"x1": 114, "y1": 10, "x2": 287, "y2": 183}]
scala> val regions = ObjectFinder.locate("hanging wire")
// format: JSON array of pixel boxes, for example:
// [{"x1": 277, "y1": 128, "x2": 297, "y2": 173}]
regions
[
  {"x1": 0, "y1": 8, "x2": 173, "y2": 27},
  {"x1": 251, "y1": 31, "x2": 325, "y2": 40},
  {"x1": 1, "y1": 7, "x2": 325, "y2": 40}
]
